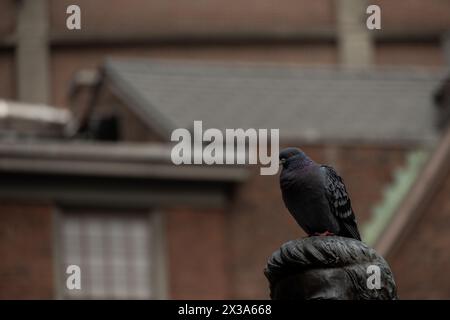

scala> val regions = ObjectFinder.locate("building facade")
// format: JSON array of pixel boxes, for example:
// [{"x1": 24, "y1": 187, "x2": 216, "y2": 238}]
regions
[{"x1": 0, "y1": 0, "x2": 450, "y2": 299}]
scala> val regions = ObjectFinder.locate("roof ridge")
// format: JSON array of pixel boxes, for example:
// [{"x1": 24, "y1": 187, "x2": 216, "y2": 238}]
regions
[{"x1": 105, "y1": 57, "x2": 445, "y2": 79}]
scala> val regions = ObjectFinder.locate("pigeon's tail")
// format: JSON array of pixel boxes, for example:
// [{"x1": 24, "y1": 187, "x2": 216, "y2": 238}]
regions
[{"x1": 339, "y1": 220, "x2": 361, "y2": 241}]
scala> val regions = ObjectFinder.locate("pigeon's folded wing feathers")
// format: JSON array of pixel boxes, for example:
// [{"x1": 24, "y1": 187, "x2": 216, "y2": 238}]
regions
[{"x1": 320, "y1": 165, "x2": 361, "y2": 240}]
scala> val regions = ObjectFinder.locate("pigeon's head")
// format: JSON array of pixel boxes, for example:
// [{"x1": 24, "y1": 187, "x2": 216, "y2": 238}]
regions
[{"x1": 279, "y1": 147, "x2": 310, "y2": 169}]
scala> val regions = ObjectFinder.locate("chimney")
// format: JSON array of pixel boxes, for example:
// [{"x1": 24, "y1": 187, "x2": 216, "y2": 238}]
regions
[
  {"x1": 337, "y1": 0, "x2": 374, "y2": 68},
  {"x1": 16, "y1": 0, "x2": 50, "y2": 104},
  {"x1": 443, "y1": 30, "x2": 450, "y2": 72}
]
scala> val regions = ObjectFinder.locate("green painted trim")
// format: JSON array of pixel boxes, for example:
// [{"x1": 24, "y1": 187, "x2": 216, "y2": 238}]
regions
[{"x1": 361, "y1": 150, "x2": 429, "y2": 246}]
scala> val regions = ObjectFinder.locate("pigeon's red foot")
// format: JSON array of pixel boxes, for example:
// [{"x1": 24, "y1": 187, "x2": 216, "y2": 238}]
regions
[{"x1": 311, "y1": 231, "x2": 335, "y2": 237}]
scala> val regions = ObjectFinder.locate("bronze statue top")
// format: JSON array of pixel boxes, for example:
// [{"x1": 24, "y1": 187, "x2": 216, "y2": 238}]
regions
[{"x1": 264, "y1": 236, "x2": 397, "y2": 300}]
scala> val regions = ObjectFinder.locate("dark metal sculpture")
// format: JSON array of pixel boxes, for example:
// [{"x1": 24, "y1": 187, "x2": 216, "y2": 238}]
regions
[{"x1": 265, "y1": 236, "x2": 397, "y2": 300}]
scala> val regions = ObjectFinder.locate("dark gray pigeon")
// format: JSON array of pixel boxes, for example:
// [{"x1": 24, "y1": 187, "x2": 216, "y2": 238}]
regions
[{"x1": 279, "y1": 147, "x2": 361, "y2": 240}]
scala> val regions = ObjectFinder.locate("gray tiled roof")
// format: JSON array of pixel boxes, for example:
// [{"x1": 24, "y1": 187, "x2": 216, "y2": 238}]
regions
[{"x1": 104, "y1": 59, "x2": 445, "y2": 143}]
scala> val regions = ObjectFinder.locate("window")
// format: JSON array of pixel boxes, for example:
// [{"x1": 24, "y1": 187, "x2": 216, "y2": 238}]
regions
[{"x1": 57, "y1": 209, "x2": 162, "y2": 299}]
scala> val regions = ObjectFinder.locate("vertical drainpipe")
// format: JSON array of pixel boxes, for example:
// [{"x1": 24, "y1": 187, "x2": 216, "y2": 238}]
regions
[
  {"x1": 16, "y1": 0, "x2": 50, "y2": 104},
  {"x1": 337, "y1": 0, "x2": 374, "y2": 68},
  {"x1": 436, "y1": 32, "x2": 450, "y2": 131},
  {"x1": 443, "y1": 31, "x2": 450, "y2": 71}
]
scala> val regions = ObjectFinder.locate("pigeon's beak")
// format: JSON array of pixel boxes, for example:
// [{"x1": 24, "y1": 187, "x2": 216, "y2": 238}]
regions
[{"x1": 280, "y1": 158, "x2": 286, "y2": 165}]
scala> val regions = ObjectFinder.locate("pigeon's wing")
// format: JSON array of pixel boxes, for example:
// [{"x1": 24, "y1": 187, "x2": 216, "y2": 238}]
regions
[{"x1": 320, "y1": 165, "x2": 361, "y2": 240}]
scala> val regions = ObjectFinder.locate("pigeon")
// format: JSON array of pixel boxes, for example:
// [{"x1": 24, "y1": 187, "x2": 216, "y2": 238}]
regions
[{"x1": 279, "y1": 147, "x2": 361, "y2": 240}]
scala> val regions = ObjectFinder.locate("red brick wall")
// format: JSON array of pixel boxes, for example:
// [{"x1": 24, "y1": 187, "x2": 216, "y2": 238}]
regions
[
  {"x1": 372, "y1": 0, "x2": 450, "y2": 67},
  {"x1": 49, "y1": 0, "x2": 334, "y2": 36},
  {"x1": 48, "y1": 0, "x2": 450, "y2": 38},
  {"x1": 0, "y1": 201, "x2": 54, "y2": 299},
  {"x1": 373, "y1": 0, "x2": 450, "y2": 33},
  {"x1": 227, "y1": 143, "x2": 409, "y2": 299},
  {"x1": 389, "y1": 169, "x2": 450, "y2": 299},
  {"x1": 166, "y1": 206, "x2": 228, "y2": 299},
  {"x1": 376, "y1": 44, "x2": 445, "y2": 67}
]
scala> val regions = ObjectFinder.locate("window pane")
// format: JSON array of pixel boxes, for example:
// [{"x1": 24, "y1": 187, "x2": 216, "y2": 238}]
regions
[{"x1": 59, "y1": 210, "x2": 152, "y2": 299}]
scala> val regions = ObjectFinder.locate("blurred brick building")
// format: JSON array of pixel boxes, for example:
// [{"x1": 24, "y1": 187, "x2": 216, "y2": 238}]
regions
[{"x1": 0, "y1": 0, "x2": 450, "y2": 299}]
